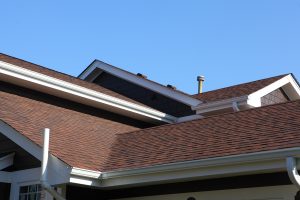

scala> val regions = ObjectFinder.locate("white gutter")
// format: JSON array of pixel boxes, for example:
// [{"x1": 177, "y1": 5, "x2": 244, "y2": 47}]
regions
[
  {"x1": 70, "y1": 147, "x2": 300, "y2": 186},
  {"x1": 0, "y1": 61, "x2": 177, "y2": 123},
  {"x1": 71, "y1": 167, "x2": 102, "y2": 179},
  {"x1": 192, "y1": 96, "x2": 250, "y2": 114},
  {"x1": 41, "y1": 128, "x2": 66, "y2": 200},
  {"x1": 286, "y1": 157, "x2": 300, "y2": 189},
  {"x1": 102, "y1": 147, "x2": 300, "y2": 179}
]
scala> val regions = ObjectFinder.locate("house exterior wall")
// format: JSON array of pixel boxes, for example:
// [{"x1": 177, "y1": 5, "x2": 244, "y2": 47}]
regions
[
  {"x1": 261, "y1": 88, "x2": 289, "y2": 106},
  {"x1": 115, "y1": 185, "x2": 298, "y2": 200}
]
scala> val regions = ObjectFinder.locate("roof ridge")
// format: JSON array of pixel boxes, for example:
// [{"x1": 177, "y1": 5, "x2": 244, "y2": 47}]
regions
[
  {"x1": 118, "y1": 99, "x2": 300, "y2": 135},
  {"x1": 193, "y1": 73, "x2": 290, "y2": 96}
]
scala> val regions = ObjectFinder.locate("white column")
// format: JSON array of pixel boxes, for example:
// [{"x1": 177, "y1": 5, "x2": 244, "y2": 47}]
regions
[{"x1": 9, "y1": 182, "x2": 19, "y2": 200}]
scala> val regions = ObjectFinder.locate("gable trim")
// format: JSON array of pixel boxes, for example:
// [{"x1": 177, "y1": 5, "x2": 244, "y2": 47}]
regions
[
  {"x1": 0, "y1": 60, "x2": 177, "y2": 123},
  {"x1": 79, "y1": 60, "x2": 202, "y2": 107},
  {"x1": 248, "y1": 74, "x2": 300, "y2": 107},
  {"x1": 0, "y1": 120, "x2": 71, "y2": 185},
  {"x1": 193, "y1": 74, "x2": 300, "y2": 114}
]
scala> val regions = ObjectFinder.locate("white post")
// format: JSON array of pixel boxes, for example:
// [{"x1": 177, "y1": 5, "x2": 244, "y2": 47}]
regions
[
  {"x1": 41, "y1": 128, "x2": 50, "y2": 185},
  {"x1": 40, "y1": 128, "x2": 66, "y2": 200}
]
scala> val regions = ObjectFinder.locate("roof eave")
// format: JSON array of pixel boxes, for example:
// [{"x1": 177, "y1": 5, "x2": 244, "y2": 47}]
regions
[
  {"x1": 0, "y1": 60, "x2": 177, "y2": 124},
  {"x1": 193, "y1": 74, "x2": 300, "y2": 115},
  {"x1": 78, "y1": 60, "x2": 202, "y2": 107},
  {"x1": 69, "y1": 147, "x2": 300, "y2": 188}
]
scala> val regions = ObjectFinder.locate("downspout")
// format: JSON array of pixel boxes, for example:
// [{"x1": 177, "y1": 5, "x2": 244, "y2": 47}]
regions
[
  {"x1": 232, "y1": 101, "x2": 240, "y2": 112},
  {"x1": 41, "y1": 128, "x2": 66, "y2": 200},
  {"x1": 286, "y1": 157, "x2": 300, "y2": 189}
]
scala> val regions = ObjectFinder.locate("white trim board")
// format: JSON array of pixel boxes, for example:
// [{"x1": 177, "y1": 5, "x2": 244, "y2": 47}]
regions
[
  {"x1": 79, "y1": 60, "x2": 202, "y2": 107},
  {"x1": 69, "y1": 147, "x2": 300, "y2": 188},
  {"x1": 0, "y1": 153, "x2": 14, "y2": 170},
  {"x1": 0, "y1": 60, "x2": 177, "y2": 124},
  {"x1": 0, "y1": 121, "x2": 71, "y2": 185},
  {"x1": 193, "y1": 74, "x2": 300, "y2": 114}
]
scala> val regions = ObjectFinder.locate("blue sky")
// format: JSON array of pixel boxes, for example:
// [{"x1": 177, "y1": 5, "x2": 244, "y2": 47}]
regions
[{"x1": 1, "y1": 1, "x2": 300, "y2": 94}]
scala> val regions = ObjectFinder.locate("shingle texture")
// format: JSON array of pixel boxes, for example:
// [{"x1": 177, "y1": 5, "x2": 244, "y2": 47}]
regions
[
  {"x1": 0, "y1": 54, "x2": 299, "y2": 172},
  {"x1": 0, "y1": 82, "x2": 140, "y2": 171},
  {"x1": 192, "y1": 75, "x2": 287, "y2": 102},
  {"x1": 0, "y1": 53, "x2": 151, "y2": 108},
  {"x1": 103, "y1": 100, "x2": 300, "y2": 171},
  {"x1": 2, "y1": 78, "x2": 300, "y2": 172}
]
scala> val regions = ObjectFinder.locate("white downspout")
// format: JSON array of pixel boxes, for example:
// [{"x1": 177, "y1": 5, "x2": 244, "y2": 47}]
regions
[
  {"x1": 41, "y1": 128, "x2": 66, "y2": 200},
  {"x1": 232, "y1": 102, "x2": 240, "y2": 112},
  {"x1": 286, "y1": 157, "x2": 300, "y2": 189}
]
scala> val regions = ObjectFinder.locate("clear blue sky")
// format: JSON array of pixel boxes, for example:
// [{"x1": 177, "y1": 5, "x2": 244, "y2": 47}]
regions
[{"x1": 1, "y1": 1, "x2": 300, "y2": 94}]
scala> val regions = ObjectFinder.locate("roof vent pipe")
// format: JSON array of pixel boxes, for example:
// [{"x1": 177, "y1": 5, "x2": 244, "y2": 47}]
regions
[
  {"x1": 197, "y1": 76, "x2": 205, "y2": 94},
  {"x1": 41, "y1": 128, "x2": 66, "y2": 200}
]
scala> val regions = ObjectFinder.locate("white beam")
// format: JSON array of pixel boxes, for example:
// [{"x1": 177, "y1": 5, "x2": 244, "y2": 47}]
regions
[
  {"x1": 0, "y1": 171, "x2": 12, "y2": 183},
  {"x1": 0, "y1": 153, "x2": 15, "y2": 170}
]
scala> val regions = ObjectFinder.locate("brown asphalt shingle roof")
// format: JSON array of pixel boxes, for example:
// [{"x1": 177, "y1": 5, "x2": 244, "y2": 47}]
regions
[
  {"x1": 1, "y1": 78, "x2": 300, "y2": 171},
  {"x1": 0, "y1": 83, "x2": 140, "y2": 171},
  {"x1": 0, "y1": 53, "x2": 299, "y2": 172},
  {"x1": 0, "y1": 53, "x2": 151, "y2": 108},
  {"x1": 192, "y1": 74, "x2": 287, "y2": 102},
  {"x1": 104, "y1": 99, "x2": 300, "y2": 171}
]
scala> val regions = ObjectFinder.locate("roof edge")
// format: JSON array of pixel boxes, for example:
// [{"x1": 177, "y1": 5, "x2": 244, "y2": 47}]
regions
[
  {"x1": 69, "y1": 146, "x2": 300, "y2": 188},
  {"x1": 79, "y1": 60, "x2": 202, "y2": 107},
  {"x1": 193, "y1": 74, "x2": 300, "y2": 114},
  {"x1": 101, "y1": 146, "x2": 300, "y2": 179},
  {"x1": 0, "y1": 120, "x2": 71, "y2": 185},
  {"x1": 0, "y1": 60, "x2": 177, "y2": 123}
]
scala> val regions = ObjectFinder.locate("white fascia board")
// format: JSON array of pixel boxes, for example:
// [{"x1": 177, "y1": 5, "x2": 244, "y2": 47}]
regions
[
  {"x1": 248, "y1": 74, "x2": 300, "y2": 107},
  {"x1": 0, "y1": 61, "x2": 177, "y2": 124},
  {"x1": 0, "y1": 171, "x2": 12, "y2": 183},
  {"x1": 70, "y1": 167, "x2": 101, "y2": 179},
  {"x1": 193, "y1": 96, "x2": 249, "y2": 114},
  {"x1": 69, "y1": 168, "x2": 102, "y2": 187},
  {"x1": 101, "y1": 159, "x2": 285, "y2": 188},
  {"x1": 176, "y1": 114, "x2": 203, "y2": 123},
  {"x1": 0, "y1": 153, "x2": 15, "y2": 170},
  {"x1": 193, "y1": 74, "x2": 300, "y2": 113},
  {"x1": 102, "y1": 147, "x2": 300, "y2": 179},
  {"x1": 69, "y1": 147, "x2": 300, "y2": 188},
  {"x1": 79, "y1": 60, "x2": 202, "y2": 107},
  {"x1": 0, "y1": 120, "x2": 71, "y2": 185},
  {"x1": 288, "y1": 74, "x2": 300, "y2": 97}
]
